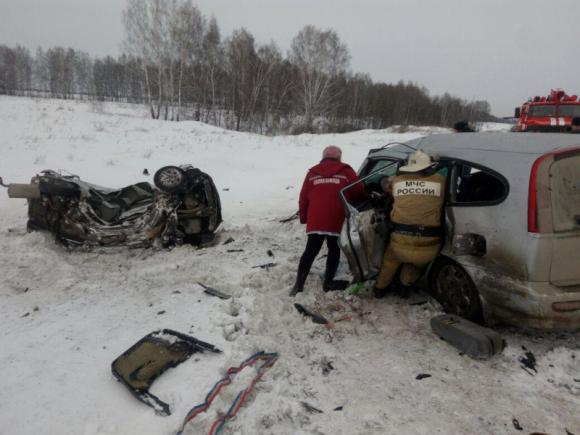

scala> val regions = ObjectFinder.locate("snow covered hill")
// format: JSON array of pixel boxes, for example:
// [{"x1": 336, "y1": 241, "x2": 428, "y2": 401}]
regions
[{"x1": 0, "y1": 96, "x2": 576, "y2": 435}]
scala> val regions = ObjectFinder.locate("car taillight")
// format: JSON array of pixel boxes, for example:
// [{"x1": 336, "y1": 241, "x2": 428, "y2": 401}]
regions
[{"x1": 528, "y1": 154, "x2": 551, "y2": 233}]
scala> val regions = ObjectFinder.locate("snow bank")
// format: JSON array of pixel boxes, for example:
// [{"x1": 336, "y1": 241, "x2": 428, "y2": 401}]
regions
[{"x1": 0, "y1": 96, "x2": 578, "y2": 435}]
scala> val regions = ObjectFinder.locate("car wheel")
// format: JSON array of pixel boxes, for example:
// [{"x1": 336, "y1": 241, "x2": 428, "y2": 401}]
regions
[
  {"x1": 154, "y1": 166, "x2": 186, "y2": 193},
  {"x1": 429, "y1": 257, "x2": 483, "y2": 323}
]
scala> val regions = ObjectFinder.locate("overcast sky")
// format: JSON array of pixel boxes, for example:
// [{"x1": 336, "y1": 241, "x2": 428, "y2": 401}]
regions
[{"x1": 1, "y1": 0, "x2": 579, "y2": 116}]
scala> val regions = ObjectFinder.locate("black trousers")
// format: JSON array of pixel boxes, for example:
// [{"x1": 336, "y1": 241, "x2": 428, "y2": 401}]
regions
[{"x1": 296, "y1": 234, "x2": 340, "y2": 289}]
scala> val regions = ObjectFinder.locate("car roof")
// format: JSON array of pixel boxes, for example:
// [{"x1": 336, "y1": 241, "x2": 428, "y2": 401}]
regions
[{"x1": 368, "y1": 132, "x2": 580, "y2": 172}]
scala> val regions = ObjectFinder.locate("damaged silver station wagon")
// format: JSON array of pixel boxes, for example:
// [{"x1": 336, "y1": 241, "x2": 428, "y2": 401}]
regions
[{"x1": 340, "y1": 133, "x2": 580, "y2": 330}]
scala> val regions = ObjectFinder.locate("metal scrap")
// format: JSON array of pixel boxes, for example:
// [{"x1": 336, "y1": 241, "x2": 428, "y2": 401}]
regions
[
  {"x1": 198, "y1": 282, "x2": 231, "y2": 300},
  {"x1": 252, "y1": 262, "x2": 277, "y2": 270},
  {"x1": 294, "y1": 303, "x2": 329, "y2": 325},
  {"x1": 301, "y1": 402, "x2": 323, "y2": 414},
  {"x1": 519, "y1": 349, "x2": 537, "y2": 375}
]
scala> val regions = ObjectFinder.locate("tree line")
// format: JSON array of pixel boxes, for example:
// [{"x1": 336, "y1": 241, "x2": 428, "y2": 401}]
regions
[{"x1": 0, "y1": 0, "x2": 494, "y2": 134}]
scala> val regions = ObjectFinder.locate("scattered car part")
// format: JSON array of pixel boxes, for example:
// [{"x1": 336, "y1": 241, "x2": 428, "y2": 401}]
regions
[
  {"x1": 518, "y1": 349, "x2": 537, "y2": 375},
  {"x1": 279, "y1": 211, "x2": 299, "y2": 223},
  {"x1": 111, "y1": 329, "x2": 221, "y2": 416},
  {"x1": 431, "y1": 314, "x2": 504, "y2": 360},
  {"x1": 198, "y1": 282, "x2": 232, "y2": 300},
  {"x1": 294, "y1": 303, "x2": 329, "y2": 325},
  {"x1": 1, "y1": 165, "x2": 222, "y2": 247},
  {"x1": 415, "y1": 373, "x2": 432, "y2": 380},
  {"x1": 301, "y1": 401, "x2": 323, "y2": 414},
  {"x1": 252, "y1": 262, "x2": 277, "y2": 269},
  {"x1": 177, "y1": 351, "x2": 279, "y2": 435}
]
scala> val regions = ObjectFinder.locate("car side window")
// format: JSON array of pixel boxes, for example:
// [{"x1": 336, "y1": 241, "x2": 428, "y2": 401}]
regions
[{"x1": 451, "y1": 163, "x2": 508, "y2": 205}]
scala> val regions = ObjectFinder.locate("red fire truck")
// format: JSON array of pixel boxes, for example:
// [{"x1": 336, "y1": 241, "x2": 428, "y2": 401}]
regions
[{"x1": 514, "y1": 89, "x2": 580, "y2": 132}]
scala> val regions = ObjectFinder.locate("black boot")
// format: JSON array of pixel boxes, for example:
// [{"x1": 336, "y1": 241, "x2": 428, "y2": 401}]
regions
[
  {"x1": 392, "y1": 282, "x2": 412, "y2": 299},
  {"x1": 373, "y1": 285, "x2": 390, "y2": 299},
  {"x1": 289, "y1": 271, "x2": 308, "y2": 297},
  {"x1": 289, "y1": 283, "x2": 303, "y2": 297},
  {"x1": 323, "y1": 279, "x2": 349, "y2": 292}
]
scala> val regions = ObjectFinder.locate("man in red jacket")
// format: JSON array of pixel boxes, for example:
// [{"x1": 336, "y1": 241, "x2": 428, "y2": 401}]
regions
[{"x1": 290, "y1": 145, "x2": 365, "y2": 296}]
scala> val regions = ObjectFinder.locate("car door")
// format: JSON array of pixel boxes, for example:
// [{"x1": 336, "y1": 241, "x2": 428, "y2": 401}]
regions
[
  {"x1": 339, "y1": 157, "x2": 400, "y2": 282},
  {"x1": 443, "y1": 161, "x2": 511, "y2": 272}
]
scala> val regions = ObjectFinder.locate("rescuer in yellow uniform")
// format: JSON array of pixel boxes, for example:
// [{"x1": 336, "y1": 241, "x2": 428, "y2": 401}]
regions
[{"x1": 374, "y1": 150, "x2": 446, "y2": 298}]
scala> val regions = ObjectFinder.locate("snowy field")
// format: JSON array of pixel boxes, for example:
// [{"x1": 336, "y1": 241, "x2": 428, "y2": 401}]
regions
[{"x1": 0, "y1": 96, "x2": 578, "y2": 435}]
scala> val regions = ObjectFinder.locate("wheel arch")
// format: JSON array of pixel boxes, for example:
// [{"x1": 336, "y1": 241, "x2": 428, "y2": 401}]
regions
[{"x1": 426, "y1": 255, "x2": 487, "y2": 324}]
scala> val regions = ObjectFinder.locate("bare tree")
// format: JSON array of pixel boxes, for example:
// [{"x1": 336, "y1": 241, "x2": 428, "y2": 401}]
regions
[
  {"x1": 225, "y1": 28, "x2": 258, "y2": 130},
  {"x1": 289, "y1": 25, "x2": 350, "y2": 130},
  {"x1": 200, "y1": 16, "x2": 223, "y2": 121},
  {"x1": 123, "y1": 0, "x2": 170, "y2": 118},
  {"x1": 169, "y1": 0, "x2": 205, "y2": 120}
]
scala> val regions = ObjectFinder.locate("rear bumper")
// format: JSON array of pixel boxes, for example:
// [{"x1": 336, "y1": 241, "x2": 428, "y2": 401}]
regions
[{"x1": 476, "y1": 274, "x2": 580, "y2": 330}]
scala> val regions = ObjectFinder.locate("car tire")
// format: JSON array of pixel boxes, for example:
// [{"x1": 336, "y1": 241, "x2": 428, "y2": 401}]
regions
[
  {"x1": 154, "y1": 166, "x2": 187, "y2": 193},
  {"x1": 429, "y1": 257, "x2": 483, "y2": 323}
]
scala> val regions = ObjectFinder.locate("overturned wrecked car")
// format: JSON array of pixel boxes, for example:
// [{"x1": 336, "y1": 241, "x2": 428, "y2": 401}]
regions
[
  {"x1": 340, "y1": 133, "x2": 580, "y2": 330},
  {"x1": 0, "y1": 165, "x2": 222, "y2": 247}
]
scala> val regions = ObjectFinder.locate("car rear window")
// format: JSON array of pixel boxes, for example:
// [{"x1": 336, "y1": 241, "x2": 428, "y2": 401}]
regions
[{"x1": 550, "y1": 154, "x2": 580, "y2": 232}]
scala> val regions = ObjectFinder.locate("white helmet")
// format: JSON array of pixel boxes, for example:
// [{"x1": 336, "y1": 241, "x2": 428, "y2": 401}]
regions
[{"x1": 399, "y1": 149, "x2": 434, "y2": 173}]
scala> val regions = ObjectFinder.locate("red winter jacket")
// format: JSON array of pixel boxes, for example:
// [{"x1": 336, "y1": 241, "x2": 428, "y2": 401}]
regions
[{"x1": 298, "y1": 159, "x2": 366, "y2": 235}]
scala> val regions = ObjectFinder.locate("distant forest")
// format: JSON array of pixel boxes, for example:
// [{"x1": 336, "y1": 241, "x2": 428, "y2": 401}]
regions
[{"x1": 0, "y1": 0, "x2": 495, "y2": 134}]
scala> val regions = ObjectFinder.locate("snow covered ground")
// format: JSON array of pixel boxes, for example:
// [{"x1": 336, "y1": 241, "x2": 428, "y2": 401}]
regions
[{"x1": 0, "y1": 96, "x2": 577, "y2": 435}]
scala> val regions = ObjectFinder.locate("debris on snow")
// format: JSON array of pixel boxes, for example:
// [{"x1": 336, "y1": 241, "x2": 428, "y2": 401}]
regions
[
  {"x1": 519, "y1": 349, "x2": 538, "y2": 375},
  {"x1": 197, "y1": 282, "x2": 232, "y2": 300},
  {"x1": 252, "y1": 262, "x2": 277, "y2": 270},
  {"x1": 301, "y1": 401, "x2": 323, "y2": 414},
  {"x1": 294, "y1": 303, "x2": 329, "y2": 325},
  {"x1": 512, "y1": 417, "x2": 523, "y2": 431}
]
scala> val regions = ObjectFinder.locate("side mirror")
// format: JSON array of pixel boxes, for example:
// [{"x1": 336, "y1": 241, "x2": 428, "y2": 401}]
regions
[
  {"x1": 514, "y1": 107, "x2": 521, "y2": 118},
  {"x1": 452, "y1": 233, "x2": 486, "y2": 257}
]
